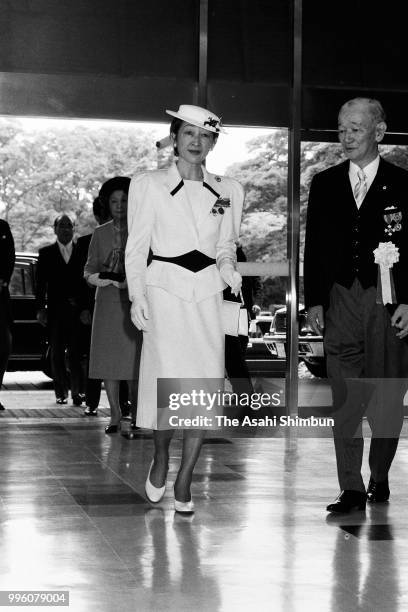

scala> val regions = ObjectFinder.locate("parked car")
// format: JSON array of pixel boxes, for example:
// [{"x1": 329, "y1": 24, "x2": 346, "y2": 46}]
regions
[
  {"x1": 8, "y1": 252, "x2": 47, "y2": 372},
  {"x1": 246, "y1": 310, "x2": 284, "y2": 376},
  {"x1": 7, "y1": 255, "x2": 325, "y2": 378},
  {"x1": 263, "y1": 305, "x2": 326, "y2": 377}
]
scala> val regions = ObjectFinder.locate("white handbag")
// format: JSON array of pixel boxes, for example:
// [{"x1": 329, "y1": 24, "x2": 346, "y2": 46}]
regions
[{"x1": 238, "y1": 308, "x2": 249, "y2": 336}]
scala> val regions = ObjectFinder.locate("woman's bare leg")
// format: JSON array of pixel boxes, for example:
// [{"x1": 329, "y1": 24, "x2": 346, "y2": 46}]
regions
[
  {"x1": 149, "y1": 430, "x2": 174, "y2": 488},
  {"x1": 174, "y1": 430, "x2": 206, "y2": 502}
]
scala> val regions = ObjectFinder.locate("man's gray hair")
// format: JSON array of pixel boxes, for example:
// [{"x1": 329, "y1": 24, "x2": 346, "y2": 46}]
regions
[{"x1": 340, "y1": 97, "x2": 386, "y2": 125}]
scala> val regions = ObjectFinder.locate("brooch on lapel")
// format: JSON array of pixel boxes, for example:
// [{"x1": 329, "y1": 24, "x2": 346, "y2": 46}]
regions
[
  {"x1": 211, "y1": 197, "x2": 231, "y2": 216},
  {"x1": 383, "y1": 205, "x2": 402, "y2": 237}
]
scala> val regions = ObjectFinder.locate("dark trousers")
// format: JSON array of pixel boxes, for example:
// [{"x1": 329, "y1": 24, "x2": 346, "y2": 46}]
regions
[
  {"x1": 324, "y1": 280, "x2": 408, "y2": 491},
  {"x1": 225, "y1": 334, "x2": 254, "y2": 396},
  {"x1": 48, "y1": 305, "x2": 83, "y2": 400},
  {"x1": 0, "y1": 293, "x2": 12, "y2": 386},
  {"x1": 80, "y1": 323, "x2": 101, "y2": 409}
]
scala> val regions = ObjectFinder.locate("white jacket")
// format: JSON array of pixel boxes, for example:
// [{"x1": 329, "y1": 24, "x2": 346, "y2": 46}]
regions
[{"x1": 126, "y1": 163, "x2": 244, "y2": 303}]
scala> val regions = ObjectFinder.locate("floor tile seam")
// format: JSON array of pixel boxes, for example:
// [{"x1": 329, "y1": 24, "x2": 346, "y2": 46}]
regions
[
  {"x1": 92, "y1": 457, "x2": 147, "y2": 497},
  {"x1": 45, "y1": 463, "x2": 139, "y2": 576},
  {"x1": 70, "y1": 510, "x2": 141, "y2": 577},
  {"x1": 48, "y1": 438, "x2": 147, "y2": 503},
  {"x1": 66, "y1": 435, "x2": 146, "y2": 488}
]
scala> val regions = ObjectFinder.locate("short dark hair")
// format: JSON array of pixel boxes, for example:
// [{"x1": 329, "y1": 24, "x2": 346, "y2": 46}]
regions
[
  {"x1": 170, "y1": 117, "x2": 183, "y2": 138},
  {"x1": 53, "y1": 213, "x2": 75, "y2": 229},
  {"x1": 170, "y1": 118, "x2": 183, "y2": 157},
  {"x1": 169, "y1": 117, "x2": 218, "y2": 157},
  {"x1": 92, "y1": 196, "x2": 105, "y2": 218},
  {"x1": 98, "y1": 176, "x2": 131, "y2": 207}
]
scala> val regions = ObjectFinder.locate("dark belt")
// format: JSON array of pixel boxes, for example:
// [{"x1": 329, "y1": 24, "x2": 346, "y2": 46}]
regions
[{"x1": 152, "y1": 250, "x2": 216, "y2": 273}]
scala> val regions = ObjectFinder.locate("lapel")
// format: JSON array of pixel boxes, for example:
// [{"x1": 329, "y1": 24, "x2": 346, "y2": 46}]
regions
[
  {"x1": 334, "y1": 161, "x2": 357, "y2": 213},
  {"x1": 164, "y1": 163, "x2": 199, "y2": 240},
  {"x1": 164, "y1": 163, "x2": 222, "y2": 236},
  {"x1": 199, "y1": 166, "x2": 222, "y2": 227},
  {"x1": 335, "y1": 158, "x2": 387, "y2": 215},
  {"x1": 359, "y1": 157, "x2": 389, "y2": 214},
  {"x1": 52, "y1": 242, "x2": 67, "y2": 267},
  {"x1": 53, "y1": 241, "x2": 73, "y2": 267}
]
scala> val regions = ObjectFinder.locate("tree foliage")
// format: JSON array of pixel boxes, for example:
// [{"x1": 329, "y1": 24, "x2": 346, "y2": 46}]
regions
[
  {"x1": 2, "y1": 117, "x2": 408, "y2": 308},
  {"x1": 0, "y1": 118, "x2": 172, "y2": 250},
  {"x1": 227, "y1": 132, "x2": 408, "y2": 307}
]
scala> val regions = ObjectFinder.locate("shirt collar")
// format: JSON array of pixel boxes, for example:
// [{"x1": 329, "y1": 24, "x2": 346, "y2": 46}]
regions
[
  {"x1": 349, "y1": 156, "x2": 380, "y2": 183},
  {"x1": 57, "y1": 240, "x2": 73, "y2": 253}
]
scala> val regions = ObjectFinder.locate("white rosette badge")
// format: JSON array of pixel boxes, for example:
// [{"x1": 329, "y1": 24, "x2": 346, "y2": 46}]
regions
[{"x1": 373, "y1": 242, "x2": 400, "y2": 304}]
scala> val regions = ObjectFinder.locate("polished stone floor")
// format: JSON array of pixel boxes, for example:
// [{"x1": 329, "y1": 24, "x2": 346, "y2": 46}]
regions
[{"x1": 1, "y1": 409, "x2": 408, "y2": 612}]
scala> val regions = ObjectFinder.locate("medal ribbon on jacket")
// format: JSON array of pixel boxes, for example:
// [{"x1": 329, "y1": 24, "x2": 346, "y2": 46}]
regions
[{"x1": 373, "y1": 242, "x2": 399, "y2": 304}]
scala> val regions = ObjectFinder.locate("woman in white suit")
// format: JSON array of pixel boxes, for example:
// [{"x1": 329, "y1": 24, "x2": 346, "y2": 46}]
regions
[{"x1": 126, "y1": 104, "x2": 244, "y2": 512}]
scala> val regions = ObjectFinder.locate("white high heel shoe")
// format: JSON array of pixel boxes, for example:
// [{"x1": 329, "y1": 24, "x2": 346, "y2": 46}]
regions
[
  {"x1": 174, "y1": 488, "x2": 195, "y2": 513},
  {"x1": 145, "y1": 461, "x2": 166, "y2": 503}
]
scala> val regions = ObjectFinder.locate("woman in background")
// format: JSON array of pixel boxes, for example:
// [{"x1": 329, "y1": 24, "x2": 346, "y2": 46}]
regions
[{"x1": 85, "y1": 177, "x2": 142, "y2": 433}]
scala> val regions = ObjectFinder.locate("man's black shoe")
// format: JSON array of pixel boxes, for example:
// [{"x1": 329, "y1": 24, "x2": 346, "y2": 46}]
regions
[
  {"x1": 84, "y1": 406, "x2": 98, "y2": 416},
  {"x1": 56, "y1": 397, "x2": 68, "y2": 405},
  {"x1": 326, "y1": 490, "x2": 366, "y2": 513},
  {"x1": 120, "y1": 400, "x2": 131, "y2": 417},
  {"x1": 72, "y1": 394, "x2": 85, "y2": 406},
  {"x1": 367, "y1": 477, "x2": 390, "y2": 503},
  {"x1": 0, "y1": 402, "x2": 5, "y2": 411}
]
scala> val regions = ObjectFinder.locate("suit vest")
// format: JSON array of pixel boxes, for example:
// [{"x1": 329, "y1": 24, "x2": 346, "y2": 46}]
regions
[{"x1": 334, "y1": 190, "x2": 380, "y2": 291}]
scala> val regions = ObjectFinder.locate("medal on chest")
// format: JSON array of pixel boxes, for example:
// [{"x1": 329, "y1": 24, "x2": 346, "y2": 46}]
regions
[{"x1": 383, "y1": 205, "x2": 402, "y2": 237}]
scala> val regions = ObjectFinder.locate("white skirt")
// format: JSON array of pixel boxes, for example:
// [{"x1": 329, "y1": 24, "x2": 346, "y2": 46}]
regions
[{"x1": 136, "y1": 286, "x2": 225, "y2": 429}]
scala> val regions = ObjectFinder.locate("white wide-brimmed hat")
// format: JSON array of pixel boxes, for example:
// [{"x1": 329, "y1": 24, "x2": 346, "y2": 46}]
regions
[{"x1": 166, "y1": 104, "x2": 227, "y2": 134}]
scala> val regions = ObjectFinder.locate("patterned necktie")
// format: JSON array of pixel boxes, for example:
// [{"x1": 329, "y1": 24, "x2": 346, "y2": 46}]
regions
[{"x1": 354, "y1": 169, "x2": 367, "y2": 207}]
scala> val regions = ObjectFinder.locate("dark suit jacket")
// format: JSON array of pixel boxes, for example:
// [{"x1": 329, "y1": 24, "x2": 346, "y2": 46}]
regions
[
  {"x1": 0, "y1": 219, "x2": 15, "y2": 287},
  {"x1": 35, "y1": 242, "x2": 84, "y2": 316},
  {"x1": 304, "y1": 158, "x2": 408, "y2": 310}
]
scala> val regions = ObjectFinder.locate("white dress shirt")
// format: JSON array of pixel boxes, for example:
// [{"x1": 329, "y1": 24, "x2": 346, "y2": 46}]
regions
[
  {"x1": 349, "y1": 156, "x2": 380, "y2": 208},
  {"x1": 57, "y1": 240, "x2": 73, "y2": 263}
]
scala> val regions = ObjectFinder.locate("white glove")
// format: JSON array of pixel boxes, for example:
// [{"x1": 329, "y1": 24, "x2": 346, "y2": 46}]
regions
[
  {"x1": 130, "y1": 298, "x2": 149, "y2": 331},
  {"x1": 220, "y1": 264, "x2": 242, "y2": 296},
  {"x1": 87, "y1": 273, "x2": 113, "y2": 288},
  {"x1": 112, "y1": 279, "x2": 127, "y2": 290}
]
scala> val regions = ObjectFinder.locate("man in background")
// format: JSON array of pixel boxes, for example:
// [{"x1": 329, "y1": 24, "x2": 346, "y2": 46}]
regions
[{"x1": 36, "y1": 214, "x2": 84, "y2": 405}]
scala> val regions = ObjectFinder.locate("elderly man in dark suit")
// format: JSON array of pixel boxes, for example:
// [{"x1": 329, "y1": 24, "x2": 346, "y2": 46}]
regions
[
  {"x1": 304, "y1": 97, "x2": 408, "y2": 513},
  {"x1": 0, "y1": 218, "x2": 15, "y2": 411},
  {"x1": 36, "y1": 214, "x2": 84, "y2": 405}
]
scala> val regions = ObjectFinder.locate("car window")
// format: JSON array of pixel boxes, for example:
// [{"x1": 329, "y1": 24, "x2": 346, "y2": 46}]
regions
[{"x1": 9, "y1": 264, "x2": 35, "y2": 297}]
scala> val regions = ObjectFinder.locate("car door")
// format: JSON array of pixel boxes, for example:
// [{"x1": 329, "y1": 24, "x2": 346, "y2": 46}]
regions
[{"x1": 9, "y1": 256, "x2": 44, "y2": 370}]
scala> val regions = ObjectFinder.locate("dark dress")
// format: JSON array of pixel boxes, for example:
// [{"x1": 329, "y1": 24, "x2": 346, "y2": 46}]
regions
[{"x1": 84, "y1": 221, "x2": 142, "y2": 380}]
